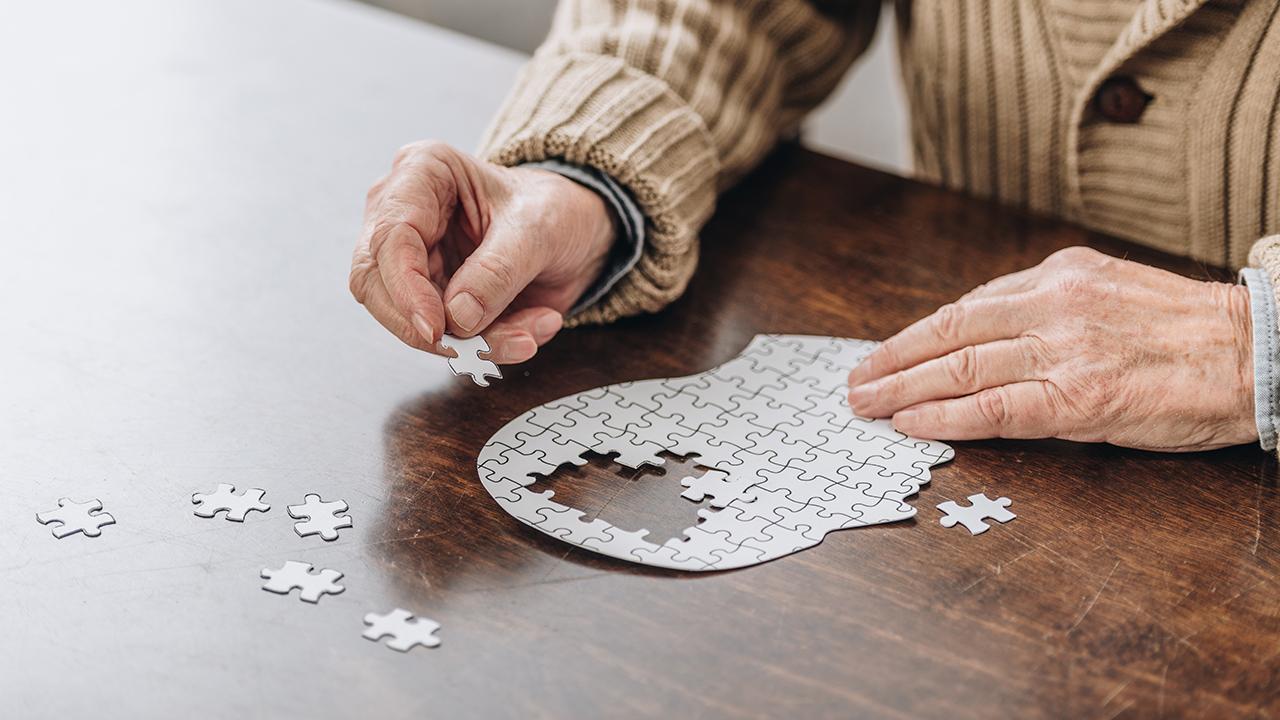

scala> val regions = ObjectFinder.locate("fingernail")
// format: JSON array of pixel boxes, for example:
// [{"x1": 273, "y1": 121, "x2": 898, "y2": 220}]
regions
[
  {"x1": 411, "y1": 314, "x2": 435, "y2": 344},
  {"x1": 848, "y1": 362, "x2": 871, "y2": 386},
  {"x1": 504, "y1": 335, "x2": 537, "y2": 363},
  {"x1": 447, "y1": 292, "x2": 483, "y2": 333},
  {"x1": 534, "y1": 313, "x2": 562, "y2": 341},
  {"x1": 892, "y1": 409, "x2": 920, "y2": 432},
  {"x1": 847, "y1": 383, "x2": 874, "y2": 412}
]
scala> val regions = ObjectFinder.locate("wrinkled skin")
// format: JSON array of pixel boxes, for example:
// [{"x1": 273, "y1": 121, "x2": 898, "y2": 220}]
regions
[
  {"x1": 349, "y1": 141, "x2": 616, "y2": 364},
  {"x1": 350, "y1": 144, "x2": 1258, "y2": 453},
  {"x1": 847, "y1": 247, "x2": 1257, "y2": 452}
]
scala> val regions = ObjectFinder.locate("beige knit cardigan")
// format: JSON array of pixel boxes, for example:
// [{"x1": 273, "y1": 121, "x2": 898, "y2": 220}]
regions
[{"x1": 479, "y1": 0, "x2": 1280, "y2": 325}]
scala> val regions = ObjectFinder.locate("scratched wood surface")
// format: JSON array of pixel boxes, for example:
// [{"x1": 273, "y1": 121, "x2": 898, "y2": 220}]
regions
[{"x1": 3, "y1": 1, "x2": 1278, "y2": 718}]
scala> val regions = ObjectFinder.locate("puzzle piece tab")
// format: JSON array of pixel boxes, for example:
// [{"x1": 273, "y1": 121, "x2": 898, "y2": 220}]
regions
[
  {"x1": 439, "y1": 334, "x2": 501, "y2": 387},
  {"x1": 937, "y1": 493, "x2": 1016, "y2": 535}
]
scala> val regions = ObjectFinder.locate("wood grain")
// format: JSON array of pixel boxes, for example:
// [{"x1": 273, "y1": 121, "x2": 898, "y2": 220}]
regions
[
  {"x1": 2, "y1": 5, "x2": 1276, "y2": 713},
  {"x1": 370, "y1": 146, "x2": 1280, "y2": 718}
]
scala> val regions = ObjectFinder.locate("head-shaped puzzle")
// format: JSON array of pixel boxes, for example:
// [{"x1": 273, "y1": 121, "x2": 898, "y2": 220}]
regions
[{"x1": 477, "y1": 335, "x2": 953, "y2": 570}]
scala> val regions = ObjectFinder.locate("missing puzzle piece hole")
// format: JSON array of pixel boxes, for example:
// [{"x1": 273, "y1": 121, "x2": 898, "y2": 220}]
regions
[{"x1": 525, "y1": 450, "x2": 722, "y2": 545}]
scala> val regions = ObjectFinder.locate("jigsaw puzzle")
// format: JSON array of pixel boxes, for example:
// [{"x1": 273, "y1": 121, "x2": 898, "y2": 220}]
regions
[
  {"x1": 287, "y1": 493, "x2": 353, "y2": 541},
  {"x1": 36, "y1": 497, "x2": 116, "y2": 538},
  {"x1": 477, "y1": 335, "x2": 954, "y2": 571},
  {"x1": 679, "y1": 468, "x2": 758, "y2": 508},
  {"x1": 439, "y1": 334, "x2": 501, "y2": 387},
  {"x1": 260, "y1": 560, "x2": 345, "y2": 603},
  {"x1": 363, "y1": 608, "x2": 441, "y2": 652},
  {"x1": 937, "y1": 493, "x2": 1016, "y2": 535},
  {"x1": 192, "y1": 484, "x2": 270, "y2": 522}
]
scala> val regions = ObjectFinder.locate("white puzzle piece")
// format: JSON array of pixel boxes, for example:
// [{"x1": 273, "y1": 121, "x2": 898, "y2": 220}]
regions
[
  {"x1": 937, "y1": 493, "x2": 1016, "y2": 535},
  {"x1": 476, "y1": 335, "x2": 955, "y2": 571},
  {"x1": 363, "y1": 608, "x2": 441, "y2": 651},
  {"x1": 36, "y1": 497, "x2": 116, "y2": 539},
  {"x1": 287, "y1": 493, "x2": 353, "y2": 541},
  {"x1": 192, "y1": 484, "x2": 270, "y2": 522},
  {"x1": 439, "y1": 334, "x2": 501, "y2": 387},
  {"x1": 260, "y1": 560, "x2": 345, "y2": 603}
]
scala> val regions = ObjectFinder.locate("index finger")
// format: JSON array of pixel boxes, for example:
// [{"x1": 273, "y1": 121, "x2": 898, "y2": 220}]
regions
[
  {"x1": 891, "y1": 381, "x2": 1062, "y2": 440},
  {"x1": 848, "y1": 294, "x2": 1037, "y2": 387},
  {"x1": 373, "y1": 221, "x2": 446, "y2": 344}
]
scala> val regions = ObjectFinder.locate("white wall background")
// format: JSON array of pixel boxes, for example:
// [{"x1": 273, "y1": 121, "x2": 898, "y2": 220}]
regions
[{"x1": 361, "y1": 0, "x2": 912, "y2": 174}]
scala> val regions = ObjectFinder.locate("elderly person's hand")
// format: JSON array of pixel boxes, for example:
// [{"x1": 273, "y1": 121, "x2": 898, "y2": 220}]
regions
[
  {"x1": 847, "y1": 247, "x2": 1258, "y2": 452},
  {"x1": 350, "y1": 141, "x2": 616, "y2": 364}
]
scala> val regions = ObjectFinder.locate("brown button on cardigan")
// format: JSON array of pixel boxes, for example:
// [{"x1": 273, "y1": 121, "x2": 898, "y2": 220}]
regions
[{"x1": 1094, "y1": 77, "x2": 1153, "y2": 124}]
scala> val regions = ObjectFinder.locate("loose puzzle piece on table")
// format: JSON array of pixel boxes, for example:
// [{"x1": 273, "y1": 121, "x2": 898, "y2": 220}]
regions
[
  {"x1": 287, "y1": 493, "x2": 353, "y2": 541},
  {"x1": 439, "y1": 334, "x2": 501, "y2": 387},
  {"x1": 36, "y1": 497, "x2": 116, "y2": 538},
  {"x1": 363, "y1": 608, "x2": 441, "y2": 651},
  {"x1": 192, "y1": 484, "x2": 270, "y2": 522},
  {"x1": 937, "y1": 493, "x2": 1015, "y2": 535},
  {"x1": 260, "y1": 560, "x2": 345, "y2": 603},
  {"x1": 476, "y1": 334, "x2": 955, "y2": 571}
]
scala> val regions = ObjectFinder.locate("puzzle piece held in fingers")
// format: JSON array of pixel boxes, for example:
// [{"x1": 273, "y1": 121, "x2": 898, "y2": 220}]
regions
[{"x1": 440, "y1": 334, "x2": 501, "y2": 387}]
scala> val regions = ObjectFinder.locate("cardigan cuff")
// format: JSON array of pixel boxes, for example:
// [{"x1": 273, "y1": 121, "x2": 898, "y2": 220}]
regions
[
  {"x1": 522, "y1": 159, "x2": 647, "y2": 318},
  {"x1": 1240, "y1": 267, "x2": 1279, "y2": 450},
  {"x1": 478, "y1": 51, "x2": 718, "y2": 325}
]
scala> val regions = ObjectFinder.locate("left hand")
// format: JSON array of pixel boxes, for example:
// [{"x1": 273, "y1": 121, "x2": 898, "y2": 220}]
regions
[{"x1": 846, "y1": 246, "x2": 1258, "y2": 452}]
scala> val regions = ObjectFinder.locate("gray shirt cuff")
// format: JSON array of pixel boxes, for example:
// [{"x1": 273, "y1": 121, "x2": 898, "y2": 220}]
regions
[
  {"x1": 1241, "y1": 267, "x2": 1279, "y2": 451},
  {"x1": 521, "y1": 159, "x2": 647, "y2": 317}
]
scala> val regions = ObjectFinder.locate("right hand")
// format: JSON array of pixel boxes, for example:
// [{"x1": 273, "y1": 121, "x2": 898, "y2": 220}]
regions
[{"x1": 350, "y1": 141, "x2": 618, "y2": 364}]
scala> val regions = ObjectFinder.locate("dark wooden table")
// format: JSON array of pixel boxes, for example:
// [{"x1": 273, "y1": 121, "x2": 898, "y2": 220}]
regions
[{"x1": 4, "y1": 2, "x2": 1278, "y2": 718}]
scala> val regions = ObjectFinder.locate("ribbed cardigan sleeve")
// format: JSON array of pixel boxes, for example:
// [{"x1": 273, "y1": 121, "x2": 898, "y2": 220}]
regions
[{"x1": 478, "y1": 0, "x2": 882, "y2": 324}]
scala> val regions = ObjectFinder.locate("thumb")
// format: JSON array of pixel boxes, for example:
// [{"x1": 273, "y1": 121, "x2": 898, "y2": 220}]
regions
[{"x1": 443, "y1": 223, "x2": 545, "y2": 336}]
